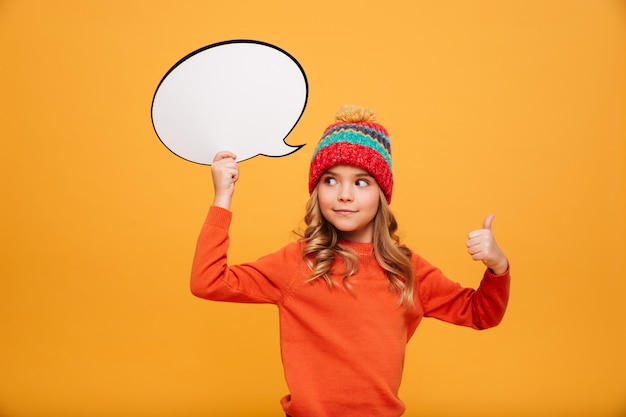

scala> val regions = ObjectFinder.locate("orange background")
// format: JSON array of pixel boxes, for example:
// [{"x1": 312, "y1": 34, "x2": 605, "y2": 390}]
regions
[{"x1": 1, "y1": 1, "x2": 625, "y2": 416}]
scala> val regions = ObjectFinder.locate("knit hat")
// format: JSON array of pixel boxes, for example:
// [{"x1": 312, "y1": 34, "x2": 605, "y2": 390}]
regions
[{"x1": 308, "y1": 105, "x2": 393, "y2": 203}]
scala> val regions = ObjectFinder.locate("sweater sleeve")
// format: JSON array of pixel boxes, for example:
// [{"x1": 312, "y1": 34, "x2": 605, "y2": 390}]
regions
[
  {"x1": 189, "y1": 206, "x2": 293, "y2": 304},
  {"x1": 415, "y1": 255, "x2": 510, "y2": 329}
]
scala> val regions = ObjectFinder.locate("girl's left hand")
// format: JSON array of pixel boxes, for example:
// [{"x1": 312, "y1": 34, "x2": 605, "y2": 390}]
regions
[{"x1": 466, "y1": 214, "x2": 508, "y2": 275}]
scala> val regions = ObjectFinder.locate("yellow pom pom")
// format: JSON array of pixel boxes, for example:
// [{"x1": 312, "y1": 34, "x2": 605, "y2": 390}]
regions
[{"x1": 334, "y1": 104, "x2": 378, "y2": 123}]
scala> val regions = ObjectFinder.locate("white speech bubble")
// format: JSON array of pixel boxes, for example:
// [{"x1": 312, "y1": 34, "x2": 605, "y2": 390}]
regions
[{"x1": 151, "y1": 40, "x2": 308, "y2": 164}]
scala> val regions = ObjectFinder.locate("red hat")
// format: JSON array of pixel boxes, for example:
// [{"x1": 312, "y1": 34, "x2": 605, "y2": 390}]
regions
[{"x1": 309, "y1": 105, "x2": 393, "y2": 203}]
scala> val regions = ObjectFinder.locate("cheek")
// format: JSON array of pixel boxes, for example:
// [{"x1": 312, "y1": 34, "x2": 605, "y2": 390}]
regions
[
  {"x1": 317, "y1": 189, "x2": 333, "y2": 210},
  {"x1": 362, "y1": 190, "x2": 380, "y2": 210}
]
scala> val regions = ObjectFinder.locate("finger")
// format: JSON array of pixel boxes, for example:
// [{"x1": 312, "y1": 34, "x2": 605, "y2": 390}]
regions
[
  {"x1": 212, "y1": 151, "x2": 237, "y2": 163},
  {"x1": 467, "y1": 247, "x2": 484, "y2": 262},
  {"x1": 482, "y1": 214, "x2": 495, "y2": 230},
  {"x1": 468, "y1": 228, "x2": 491, "y2": 240},
  {"x1": 468, "y1": 245, "x2": 487, "y2": 260},
  {"x1": 224, "y1": 167, "x2": 239, "y2": 183},
  {"x1": 465, "y1": 239, "x2": 483, "y2": 248},
  {"x1": 467, "y1": 244, "x2": 482, "y2": 255},
  {"x1": 468, "y1": 230, "x2": 483, "y2": 239}
]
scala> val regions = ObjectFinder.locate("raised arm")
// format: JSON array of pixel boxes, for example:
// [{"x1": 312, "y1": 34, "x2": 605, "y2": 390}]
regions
[{"x1": 416, "y1": 215, "x2": 511, "y2": 329}]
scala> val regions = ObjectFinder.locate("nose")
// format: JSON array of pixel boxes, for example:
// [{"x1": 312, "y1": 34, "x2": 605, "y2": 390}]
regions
[{"x1": 338, "y1": 183, "x2": 354, "y2": 202}]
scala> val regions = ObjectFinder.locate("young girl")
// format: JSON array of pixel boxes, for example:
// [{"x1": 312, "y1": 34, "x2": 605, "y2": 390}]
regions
[{"x1": 190, "y1": 105, "x2": 510, "y2": 417}]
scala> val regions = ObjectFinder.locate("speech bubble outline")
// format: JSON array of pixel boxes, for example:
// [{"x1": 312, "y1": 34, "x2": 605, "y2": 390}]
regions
[{"x1": 151, "y1": 39, "x2": 308, "y2": 165}]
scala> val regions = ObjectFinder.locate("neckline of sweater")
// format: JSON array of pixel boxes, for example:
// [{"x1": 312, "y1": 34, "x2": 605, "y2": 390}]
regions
[{"x1": 337, "y1": 240, "x2": 374, "y2": 255}]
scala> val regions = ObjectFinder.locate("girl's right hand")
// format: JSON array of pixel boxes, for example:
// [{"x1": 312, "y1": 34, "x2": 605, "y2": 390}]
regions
[{"x1": 211, "y1": 151, "x2": 239, "y2": 209}]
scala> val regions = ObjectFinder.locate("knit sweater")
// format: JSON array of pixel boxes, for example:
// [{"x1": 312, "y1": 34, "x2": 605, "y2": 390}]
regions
[{"x1": 190, "y1": 206, "x2": 510, "y2": 417}]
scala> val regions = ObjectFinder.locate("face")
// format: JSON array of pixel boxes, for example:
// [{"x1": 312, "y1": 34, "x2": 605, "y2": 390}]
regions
[{"x1": 317, "y1": 165, "x2": 381, "y2": 243}]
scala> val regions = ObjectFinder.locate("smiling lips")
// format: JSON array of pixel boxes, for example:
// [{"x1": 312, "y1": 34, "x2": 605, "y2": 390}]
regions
[{"x1": 334, "y1": 209, "x2": 357, "y2": 215}]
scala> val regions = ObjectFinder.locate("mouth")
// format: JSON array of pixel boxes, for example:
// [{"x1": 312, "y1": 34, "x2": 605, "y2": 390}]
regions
[{"x1": 333, "y1": 209, "x2": 357, "y2": 215}]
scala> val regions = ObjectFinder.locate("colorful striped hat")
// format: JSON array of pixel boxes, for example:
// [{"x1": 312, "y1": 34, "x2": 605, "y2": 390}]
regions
[{"x1": 309, "y1": 105, "x2": 393, "y2": 203}]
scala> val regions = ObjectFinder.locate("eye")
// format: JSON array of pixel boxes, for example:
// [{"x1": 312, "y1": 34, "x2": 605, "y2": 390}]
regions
[
  {"x1": 355, "y1": 178, "x2": 369, "y2": 187},
  {"x1": 323, "y1": 176, "x2": 337, "y2": 185}
]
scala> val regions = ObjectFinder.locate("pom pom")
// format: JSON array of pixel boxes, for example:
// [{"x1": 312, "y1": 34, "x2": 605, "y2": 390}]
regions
[{"x1": 334, "y1": 104, "x2": 378, "y2": 123}]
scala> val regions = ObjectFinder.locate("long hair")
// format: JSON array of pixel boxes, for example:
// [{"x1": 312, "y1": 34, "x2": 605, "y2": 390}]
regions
[{"x1": 298, "y1": 187, "x2": 415, "y2": 307}]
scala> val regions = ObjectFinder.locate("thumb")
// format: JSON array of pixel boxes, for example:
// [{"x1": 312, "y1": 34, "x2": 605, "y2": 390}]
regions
[{"x1": 482, "y1": 214, "x2": 495, "y2": 230}]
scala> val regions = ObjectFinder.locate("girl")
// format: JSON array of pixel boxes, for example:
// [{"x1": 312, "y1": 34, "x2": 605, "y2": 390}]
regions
[{"x1": 190, "y1": 105, "x2": 510, "y2": 417}]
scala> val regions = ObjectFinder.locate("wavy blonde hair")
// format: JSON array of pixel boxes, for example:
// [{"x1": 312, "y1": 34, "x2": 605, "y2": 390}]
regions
[{"x1": 298, "y1": 187, "x2": 415, "y2": 307}]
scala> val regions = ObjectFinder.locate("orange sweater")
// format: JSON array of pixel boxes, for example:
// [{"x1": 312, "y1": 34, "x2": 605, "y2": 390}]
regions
[{"x1": 191, "y1": 206, "x2": 510, "y2": 417}]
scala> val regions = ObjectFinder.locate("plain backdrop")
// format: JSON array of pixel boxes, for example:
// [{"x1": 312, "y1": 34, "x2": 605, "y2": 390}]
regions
[{"x1": 1, "y1": 1, "x2": 624, "y2": 416}]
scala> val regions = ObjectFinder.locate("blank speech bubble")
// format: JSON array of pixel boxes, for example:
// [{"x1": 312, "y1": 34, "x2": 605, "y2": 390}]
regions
[{"x1": 151, "y1": 40, "x2": 308, "y2": 165}]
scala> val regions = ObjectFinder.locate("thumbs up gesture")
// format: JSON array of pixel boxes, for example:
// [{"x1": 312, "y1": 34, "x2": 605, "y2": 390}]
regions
[{"x1": 466, "y1": 214, "x2": 509, "y2": 275}]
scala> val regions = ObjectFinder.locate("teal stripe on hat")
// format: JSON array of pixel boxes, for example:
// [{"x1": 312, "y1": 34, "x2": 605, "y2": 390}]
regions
[{"x1": 311, "y1": 130, "x2": 393, "y2": 171}]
